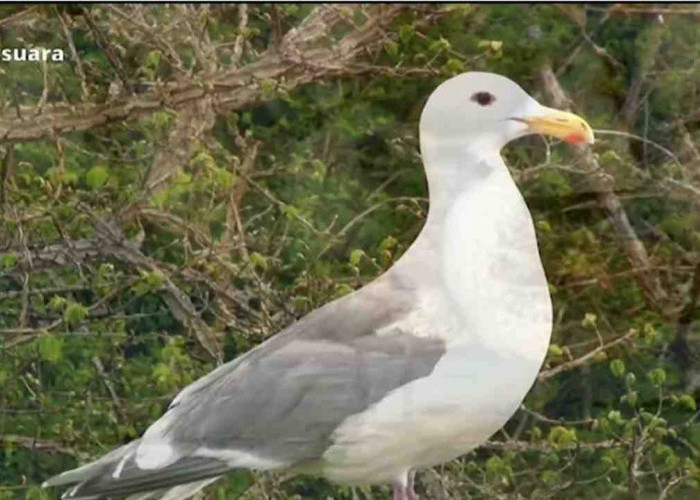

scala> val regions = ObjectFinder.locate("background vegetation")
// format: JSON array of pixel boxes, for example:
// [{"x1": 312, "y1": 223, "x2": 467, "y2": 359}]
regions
[{"x1": 1, "y1": 3, "x2": 700, "y2": 499}]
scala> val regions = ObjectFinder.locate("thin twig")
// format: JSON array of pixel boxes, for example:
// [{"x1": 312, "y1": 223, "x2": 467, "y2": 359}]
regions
[
  {"x1": 57, "y1": 9, "x2": 91, "y2": 101},
  {"x1": 539, "y1": 328, "x2": 637, "y2": 381}
]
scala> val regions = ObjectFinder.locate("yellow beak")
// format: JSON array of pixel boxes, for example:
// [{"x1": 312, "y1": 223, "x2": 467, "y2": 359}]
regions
[{"x1": 517, "y1": 107, "x2": 594, "y2": 145}]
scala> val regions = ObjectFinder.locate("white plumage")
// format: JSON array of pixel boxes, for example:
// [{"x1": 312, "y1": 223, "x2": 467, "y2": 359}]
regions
[{"x1": 45, "y1": 72, "x2": 593, "y2": 500}]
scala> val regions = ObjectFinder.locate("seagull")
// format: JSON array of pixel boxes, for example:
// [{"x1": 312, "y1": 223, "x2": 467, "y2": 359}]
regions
[{"x1": 44, "y1": 72, "x2": 594, "y2": 500}]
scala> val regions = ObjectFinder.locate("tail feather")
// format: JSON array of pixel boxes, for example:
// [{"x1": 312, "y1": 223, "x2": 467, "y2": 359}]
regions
[
  {"x1": 43, "y1": 440, "x2": 230, "y2": 499},
  {"x1": 123, "y1": 476, "x2": 222, "y2": 500},
  {"x1": 157, "y1": 476, "x2": 222, "y2": 500},
  {"x1": 43, "y1": 441, "x2": 141, "y2": 489}
]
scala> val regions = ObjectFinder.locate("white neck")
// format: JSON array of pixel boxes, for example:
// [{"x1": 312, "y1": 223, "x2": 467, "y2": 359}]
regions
[{"x1": 396, "y1": 134, "x2": 552, "y2": 361}]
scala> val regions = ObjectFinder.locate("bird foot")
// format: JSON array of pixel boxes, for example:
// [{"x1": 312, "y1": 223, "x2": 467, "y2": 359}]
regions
[{"x1": 393, "y1": 487, "x2": 419, "y2": 500}]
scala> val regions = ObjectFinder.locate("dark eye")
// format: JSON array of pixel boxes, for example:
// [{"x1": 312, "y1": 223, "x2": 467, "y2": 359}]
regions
[{"x1": 471, "y1": 91, "x2": 496, "y2": 106}]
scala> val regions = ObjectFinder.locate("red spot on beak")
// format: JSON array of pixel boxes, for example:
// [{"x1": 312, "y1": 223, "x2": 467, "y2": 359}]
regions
[{"x1": 563, "y1": 133, "x2": 586, "y2": 145}]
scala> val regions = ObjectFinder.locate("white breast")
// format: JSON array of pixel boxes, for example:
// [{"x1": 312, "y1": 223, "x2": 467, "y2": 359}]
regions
[
  {"x1": 321, "y1": 168, "x2": 552, "y2": 486},
  {"x1": 442, "y1": 170, "x2": 552, "y2": 359}
]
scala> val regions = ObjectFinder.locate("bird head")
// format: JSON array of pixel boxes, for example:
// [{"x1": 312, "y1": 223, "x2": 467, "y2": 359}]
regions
[{"x1": 420, "y1": 72, "x2": 594, "y2": 151}]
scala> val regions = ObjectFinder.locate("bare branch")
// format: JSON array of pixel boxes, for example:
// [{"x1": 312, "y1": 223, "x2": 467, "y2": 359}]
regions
[
  {"x1": 81, "y1": 7, "x2": 133, "y2": 95},
  {"x1": 0, "y1": 434, "x2": 76, "y2": 457},
  {"x1": 0, "y1": 6, "x2": 40, "y2": 28},
  {"x1": 92, "y1": 355, "x2": 127, "y2": 422},
  {"x1": 0, "y1": 143, "x2": 13, "y2": 212},
  {"x1": 594, "y1": 6, "x2": 700, "y2": 16},
  {"x1": 144, "y1": 99, "x2": 215, "y2": 194},
  {"x1": 57, "y1": 9, "x2": 91, "y2": 102},
  {"x1": 0, "y1": 5, "x2": 412, "y2": 143},
  {"x1": 232, "y1": 4, "x2": 249, "y2": 67},
  {"x1": 482, "y1": 439, "x2": 618, "y2": 452},
  {"x1": 620, "y1": 16, "x2": 665, "y2": 127},
  {"x1": 539, "y1": 328, "x2": 637, "y2": 381},
  {"x1": 659, "y1": 474, "x2": 691, "y2": 500}
]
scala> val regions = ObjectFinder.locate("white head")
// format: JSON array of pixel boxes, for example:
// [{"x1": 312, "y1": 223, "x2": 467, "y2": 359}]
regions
[{"x1": 420, "y1": 72, "x2": 594, "y2": 154}]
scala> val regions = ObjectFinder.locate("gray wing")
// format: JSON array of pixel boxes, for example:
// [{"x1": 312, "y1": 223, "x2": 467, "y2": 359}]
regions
[
  {"x1": 45, "y1": 273, "x2": 446, "y2": 498},
  {"x1": 161, "y1": 272, "x2": 446, "y2": 463}
]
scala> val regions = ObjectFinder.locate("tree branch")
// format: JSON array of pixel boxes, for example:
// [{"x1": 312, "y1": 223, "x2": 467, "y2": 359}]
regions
[
  {"x1": 482, "y1": 439, "x2": 618, "y2": 452},
  {"x1": 0, "y1": 5, "x2": 410, "y2": 143},
  {"x1": 81, "y1": 7, "x2": 133, "y2": 95},
  {"x1": 0, "y1": 434, "x2": 76, "y2": 456},
  {"x1": 539, "y1": 328, "x2": 637, "y2": 381},
  {"x1": 537, "y1": 64, "x2": 669, "y2": 313}
]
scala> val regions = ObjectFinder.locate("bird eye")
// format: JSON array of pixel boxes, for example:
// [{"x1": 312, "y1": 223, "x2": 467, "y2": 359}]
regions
[{"x1": 471, "y1": 92, "x2": 496, "y2": 106}]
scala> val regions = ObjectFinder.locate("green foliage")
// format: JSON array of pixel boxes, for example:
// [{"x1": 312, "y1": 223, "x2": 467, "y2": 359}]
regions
[
  {"x1": 548, "y1": 426, "x2": 577, "y2": 449},
  {"x1": 63, "y1": 302, "x2": 88, "y2": 324},
  {"x1": 132, "y1": 271, "x2": 165, "y2": 296},
  {"x1": 248, "y1": 252, "x2": 269, "y2": 271},
  {"x1": 610, "y1": 359, "x2": 626, "y2": 378},
  {"x1": 84, "y1": 166, "x2": 109, "y2": 190},
  {"x1": 37, "y1": 336, "x2": 63, "y2": 364}
]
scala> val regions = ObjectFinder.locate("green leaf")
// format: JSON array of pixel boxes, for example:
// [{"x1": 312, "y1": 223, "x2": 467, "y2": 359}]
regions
[
  {"x1": 38, "y1": 335, "x2": 63, "y2": 363},
  {"x1": 548, "y1": 426, "x2": 577, "y2": 448},
  {"x1": 281, "y1": 204, "x2": 301, "y2": 220},
  {"x1": 607, "y1": 410, "x2": 623, "y2": 425},
  {"x1": 593, "y1": 351, "x2": 608, "y2": 362},
  {"x1": 478, "y1": 40, "x2": 503, "y2": 51},
  {"x1": 133, "y1": 271, "x2": 165, "y2": 295},
  {"x1": 540, "y1": 469, "x2": 559, "y2": 486},
  {"x1": 85, "y1": 165, "x2": 109, "y2": 190},
  {"x1": 144, "y1": 270, "x2": 164, "y2": 290},
  {"x1": 249, "y1": 252, "x2": 268, "y2": 270},
  {"x1": 442, "y1": 58, "x2": 466, "y2": 75},
  {"x1": 49, "y1": 295, "x2": 67, "y2": 312},
  {"x1": 610, "y1": 359, "x2": 626, "y2": 378},
  {"x1": 1, "y1": 254, "x2": 17, "y2": 269},
  {"x1": 648, "y1": 368, "x2": 666, "y2": 386},
  {"x1": 349, "y1": 249, "x2": 365, "y2": 266},
  {"x1": 64, "y1": 302, "x2": 88, "y2": 324},
  {"x1": 600, "y1": 150, "x2": 623, "y2": 164},
  {"x1": 398, "y1": 24, "x2": 414, "y2": 42},
  {"x1": 679, "y1": 394, "x2": 696, "y2": 411},
  {"x1": 536, "y1": 220, "x2": 552, "y2": 233},
  {"x1": 581, "y1": 312, "x2": 597, "y2": 328},
  {"x1": 145, "y1": 50, "x2": 161, "y2": 68},
  {"x1": 379, "y1": 235, "x2": 398, "y2": 252},
  {"x1": 548, "y1": 344, "x2": 563, "y2": 357},
  {"x1": 485, "y1": 455, "x2": 510, "y2": 477},
  {"x1": 335, "y1": 283, "x2": 354, "y2": 298}
]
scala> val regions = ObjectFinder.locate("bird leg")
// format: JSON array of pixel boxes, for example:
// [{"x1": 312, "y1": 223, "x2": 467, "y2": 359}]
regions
[
  {"x1": 407, "y1": 470, "x2": 419, "y2": 500},
  {"x1": 393, "y1": 486, "x2": 409, "y2": 500},
  {"x1": 393, "y1": 471, "x2": 419, "y2": 500}
]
